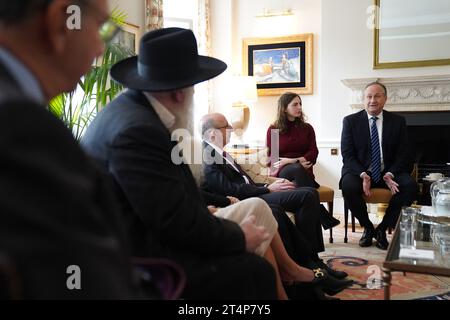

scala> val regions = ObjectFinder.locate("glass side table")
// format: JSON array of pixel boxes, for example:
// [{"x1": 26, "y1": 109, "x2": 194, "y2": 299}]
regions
[{"x1": 383, "y1": 206, "x2": 450, "y2": 300}]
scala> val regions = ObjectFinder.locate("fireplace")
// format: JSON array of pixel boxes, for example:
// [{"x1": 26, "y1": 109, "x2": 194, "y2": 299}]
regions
[
  {"x1": 396, "y1": 111, "x2": 450, "y2": 205},
  {"x1": 399, "y1": 111, "x2": 450, "y2": 166}
]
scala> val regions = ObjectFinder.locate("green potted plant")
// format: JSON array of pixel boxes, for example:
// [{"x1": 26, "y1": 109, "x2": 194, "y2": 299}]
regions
[{"x1": 49, "y1": 8, "x2": 135, "y2": 140}]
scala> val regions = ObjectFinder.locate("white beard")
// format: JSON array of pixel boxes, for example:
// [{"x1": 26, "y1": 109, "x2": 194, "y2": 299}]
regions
[{"x1": 171, "y1": 87, "x2": 195, "y2": 133}]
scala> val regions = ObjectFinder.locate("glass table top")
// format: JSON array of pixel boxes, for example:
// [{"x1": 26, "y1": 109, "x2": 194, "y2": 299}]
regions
[{"x1": 384, "y1": 207, "x2": 450, "y2": 276}]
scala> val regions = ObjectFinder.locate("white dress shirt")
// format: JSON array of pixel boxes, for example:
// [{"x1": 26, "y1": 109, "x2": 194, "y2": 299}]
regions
[
  {"x1": 143, "y1": 92, "x2": 176, "y2": 130},
  {"x1": 361, "y1": 110, "x2": 394, "y2": 179},
  {"x1": 204, "y1": 141, "x2": 251, "y2": 184}
]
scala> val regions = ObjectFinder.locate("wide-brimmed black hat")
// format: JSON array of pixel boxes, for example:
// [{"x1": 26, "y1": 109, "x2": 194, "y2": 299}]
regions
[{"x1": 110, "y1": 27, "x2": 227, "y2": 92}]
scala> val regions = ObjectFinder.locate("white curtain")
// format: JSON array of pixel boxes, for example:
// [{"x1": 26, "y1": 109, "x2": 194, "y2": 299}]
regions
[
  {"x1": 145, "y1": 0, "x2": 164, "y2": 31},
  {"x1": 196, "y1": 0, "x2": 213, "y2": 115}
]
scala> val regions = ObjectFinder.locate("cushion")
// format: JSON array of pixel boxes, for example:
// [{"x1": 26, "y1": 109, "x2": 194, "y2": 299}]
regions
[
  {"x1": 317, "y1": 185, "x2": 334, "y2": 202},
  {"x1": 363, "y1": 188, "x2": 392, "y2": 204}
]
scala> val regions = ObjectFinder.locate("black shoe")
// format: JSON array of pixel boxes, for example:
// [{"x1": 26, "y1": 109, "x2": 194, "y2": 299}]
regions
[
  {"x1": 311, "y1": 268, "x2": 353, "y2": 296},
  {"x1": 359, "y1": 227, "x2": 374, "y2": 247},
  {"x1": 375, "y1": 229, "x2": 389, "y2": 250},
  {"x1": 321, "y1": 216, "x2": 340, "y2": 230},
  {"x1": 315, "y1": 259, "x2": 348, "y2": 279},
  {"x1": 320, "y1": 206, "x2": 340, "y2": 230}
]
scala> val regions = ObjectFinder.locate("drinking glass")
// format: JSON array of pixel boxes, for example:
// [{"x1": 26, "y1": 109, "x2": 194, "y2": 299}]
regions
[{"x1": 400, "y1": 221, "x2": 415, "y2": 249}]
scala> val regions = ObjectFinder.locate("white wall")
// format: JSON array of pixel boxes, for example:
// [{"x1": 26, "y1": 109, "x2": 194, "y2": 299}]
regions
[
  {"x1": 210, "y1": 0, "x2": 322, "y2": 146},
  {"x1": 319, "y1": 0, "x2": 450, "y2": 193},
  {"x1": 210, "y1": 0, "x2": 450, "y2": 195}
]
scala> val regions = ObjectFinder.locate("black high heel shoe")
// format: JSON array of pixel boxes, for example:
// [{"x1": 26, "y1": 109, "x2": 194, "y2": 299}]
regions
[
  {"x1": 283, "y1": 268, "x2": 352, "y2": 299},
  {"x1": 314, "y1": 259, "x2": 349, "y2": 279},
  {"x1": 310, "y1": 268, "x2": 353, "y2": 296}
]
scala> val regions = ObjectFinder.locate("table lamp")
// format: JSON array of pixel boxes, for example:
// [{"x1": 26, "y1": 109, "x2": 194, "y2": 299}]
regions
[{"x1": 229, "y1": 75, "x2": 258, "y2": 147}]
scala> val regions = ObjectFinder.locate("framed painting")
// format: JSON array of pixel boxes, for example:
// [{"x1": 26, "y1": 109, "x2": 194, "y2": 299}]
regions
[
  {"x1": 243, "y1": 33, "x2": 313, "y2": 96},
  {"x1": 373, "y1": 0, "x2": 450, "y2": 69},
  {"x1": 112, "y1": 22, "x2": 141, "y2": 54}
]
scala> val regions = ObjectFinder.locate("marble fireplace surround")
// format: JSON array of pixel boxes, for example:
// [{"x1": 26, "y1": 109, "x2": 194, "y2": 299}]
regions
[{"x1": 341, "y1": 75, "x2": 450, "y2": 112}]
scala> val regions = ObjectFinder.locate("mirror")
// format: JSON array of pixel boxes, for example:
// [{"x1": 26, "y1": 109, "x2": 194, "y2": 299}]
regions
[{"x1": 373, "y1": 0, "x2": 450, "y2": 69}]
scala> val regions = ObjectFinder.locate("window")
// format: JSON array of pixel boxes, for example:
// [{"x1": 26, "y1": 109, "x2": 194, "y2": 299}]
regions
[{"x1": 164, "y1": 0, "x2": 209, "y2": 139}]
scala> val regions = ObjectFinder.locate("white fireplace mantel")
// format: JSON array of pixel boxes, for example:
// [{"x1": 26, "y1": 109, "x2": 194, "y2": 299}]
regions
[{"x1": 341, "y1": 75, "x2": 450, "y2": 112}]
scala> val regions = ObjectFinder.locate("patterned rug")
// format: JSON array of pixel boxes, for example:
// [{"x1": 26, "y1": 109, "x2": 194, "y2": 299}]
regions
[{"x1": 320, "y1": 220, "x2": 450, "y2": 300}]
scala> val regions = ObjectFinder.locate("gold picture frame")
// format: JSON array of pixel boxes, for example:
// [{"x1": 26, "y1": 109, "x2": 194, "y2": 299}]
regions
[
  {"x1": 113, "y1": 22, "x2": 141, "y2": 54},
  {"x1": 373, "y1": 0, "x2": 450, "y2": 69},
  {"x1": 243, "y1": 33, "x2": 313, "y2": 96}
]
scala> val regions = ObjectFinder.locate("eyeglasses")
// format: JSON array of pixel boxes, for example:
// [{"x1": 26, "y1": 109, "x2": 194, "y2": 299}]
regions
[
  {"x1": 216, "y1": 124, "x2": 233, "y2": 130},
  {"x1": 99, "y1": 20, "x2": 122, "y2": 44},
  {"x1": 80, "y1": 1, "x2": 122, "y2": 44}
]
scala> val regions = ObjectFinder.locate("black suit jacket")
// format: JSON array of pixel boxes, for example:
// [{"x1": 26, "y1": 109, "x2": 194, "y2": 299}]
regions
[
  {"x1": 202, "y1": 143, "x2": 270, "y2": 200},
  {"x1": 200, "y1": 190, "x2": 231, "y2": 208},
  {"x1": 81, "y1": 90, "x2": 245, "y2": 260},
  {"x1": 0, "y1": 61, "x2": 134, "y2": 299},
  {"x1": 340, "y1": 109, "x2": 413, "y2": 185}
]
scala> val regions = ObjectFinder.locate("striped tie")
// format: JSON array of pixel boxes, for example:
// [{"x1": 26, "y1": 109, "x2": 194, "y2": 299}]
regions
[{"x1": 370, "y1": 116, "x2": 381, "y2": 183}]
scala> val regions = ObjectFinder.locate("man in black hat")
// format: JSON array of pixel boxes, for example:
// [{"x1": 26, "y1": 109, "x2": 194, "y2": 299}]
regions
[
  {"x1": 0, "y1": 0, "x2": 135, "y2": 298},
  {"x1": 81, "y1": 28, "x2": 278, "y2": 299}
]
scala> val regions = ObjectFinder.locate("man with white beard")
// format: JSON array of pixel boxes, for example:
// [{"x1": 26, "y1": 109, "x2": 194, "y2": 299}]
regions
[{"x1": 81, "y1": 27, "x2": 278, "y2": 300}]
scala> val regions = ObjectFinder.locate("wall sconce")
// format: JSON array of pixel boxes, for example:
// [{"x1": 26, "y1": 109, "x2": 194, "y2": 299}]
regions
[
  {"x1": 255, "y1": 8, "x2": 294, "y2": 18},
  {"x1": 229, "y1": 76, "x2": 258, "y2": 146}
]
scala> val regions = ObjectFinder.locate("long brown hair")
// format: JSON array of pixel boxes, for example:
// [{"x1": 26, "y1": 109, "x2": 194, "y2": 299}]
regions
[{"x1": 272, "y1": 92, "x2": 306, "y2": 133}]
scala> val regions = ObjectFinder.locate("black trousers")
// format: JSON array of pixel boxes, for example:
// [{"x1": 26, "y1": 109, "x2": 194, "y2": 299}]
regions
[
  {"x1": 259, "y1": 187, "x2": 325, "y2": 254},
  {"x1": 278, "y1": 163, "x2": 320, "y2": 189},
  {"x1": 341, "y1": 172, "x2": 417, "y2": 231},
  {"x1": 268, "y1": 203, "x2": 317, "y2": 266},
  {"x1": 278, "y1": 164, "x2": 336, "y2": 226},
  {"x1": 177, "y1": 252, "x2": 277, "y2": 300}
]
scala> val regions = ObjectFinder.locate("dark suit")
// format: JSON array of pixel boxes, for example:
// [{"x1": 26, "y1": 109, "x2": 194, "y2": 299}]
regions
[
  {"x1": 202, "y1": 143, "x2": 325, "y2": 254},
  {"x1": 340, "y1": 110, "x2": 417, "y2": 230},
  {"x1": 0, "y1": 61, "x2": 135, "y2": 299},
  {"x1": 81, "y1": 90, "x2": 276, "y2": 299}
]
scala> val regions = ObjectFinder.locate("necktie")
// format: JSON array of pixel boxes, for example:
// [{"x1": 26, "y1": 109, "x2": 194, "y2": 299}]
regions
[
  {"x1": 370, "y1": 116, "x2": 381, "y2": 183},
  {"x1": 222, "y1": 151, "x2": 256, "y2": 185}
]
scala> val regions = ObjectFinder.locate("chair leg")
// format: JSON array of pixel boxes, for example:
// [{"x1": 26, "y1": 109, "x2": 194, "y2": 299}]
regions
[
  {"x1": 344, "y1": 201, "x2": 348, "y2": 243},
  {"x1": 351, "y1": 213, "x2": 356, "y2": 233},
  {"x1": 327, "y1": 201, "x2": 334, "y2": 244}
]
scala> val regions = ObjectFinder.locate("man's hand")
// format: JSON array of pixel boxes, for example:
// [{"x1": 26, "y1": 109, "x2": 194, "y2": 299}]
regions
[
  {"x1": 240, "y1": 215, "x2": 271, "y2": 253},
  {"x1": 267, "y1": 179, "x2": 296, "y2": 193},
  {"x1": 273, "y1": 157, "x2": 296, "y2": 168},
  {"x1": 383, "y1": 174, "x2": 399, "y2": 195},
  {"x1": 207, "y1": 205, "x2": 218, "y2": 214},
  {"x1": 362, "y1": 173, "x2": 372, "y2": 197},
  {"x1": 227, "y1": 196, "x2": 240, "y2": 204}
]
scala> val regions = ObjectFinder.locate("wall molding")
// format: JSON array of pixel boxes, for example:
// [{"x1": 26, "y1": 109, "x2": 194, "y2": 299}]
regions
[
  {"x1": 341, "y1": 75, "x2": 450, "y2": 112},
  {"x1": 317, "y1": 140, "x2": 340, "y2": 148}
]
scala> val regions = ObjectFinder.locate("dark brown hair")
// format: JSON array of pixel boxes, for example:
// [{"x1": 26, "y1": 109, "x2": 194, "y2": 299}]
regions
[{"x1": 272, "y1": 92, "x2": 306, "y2": 133}]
